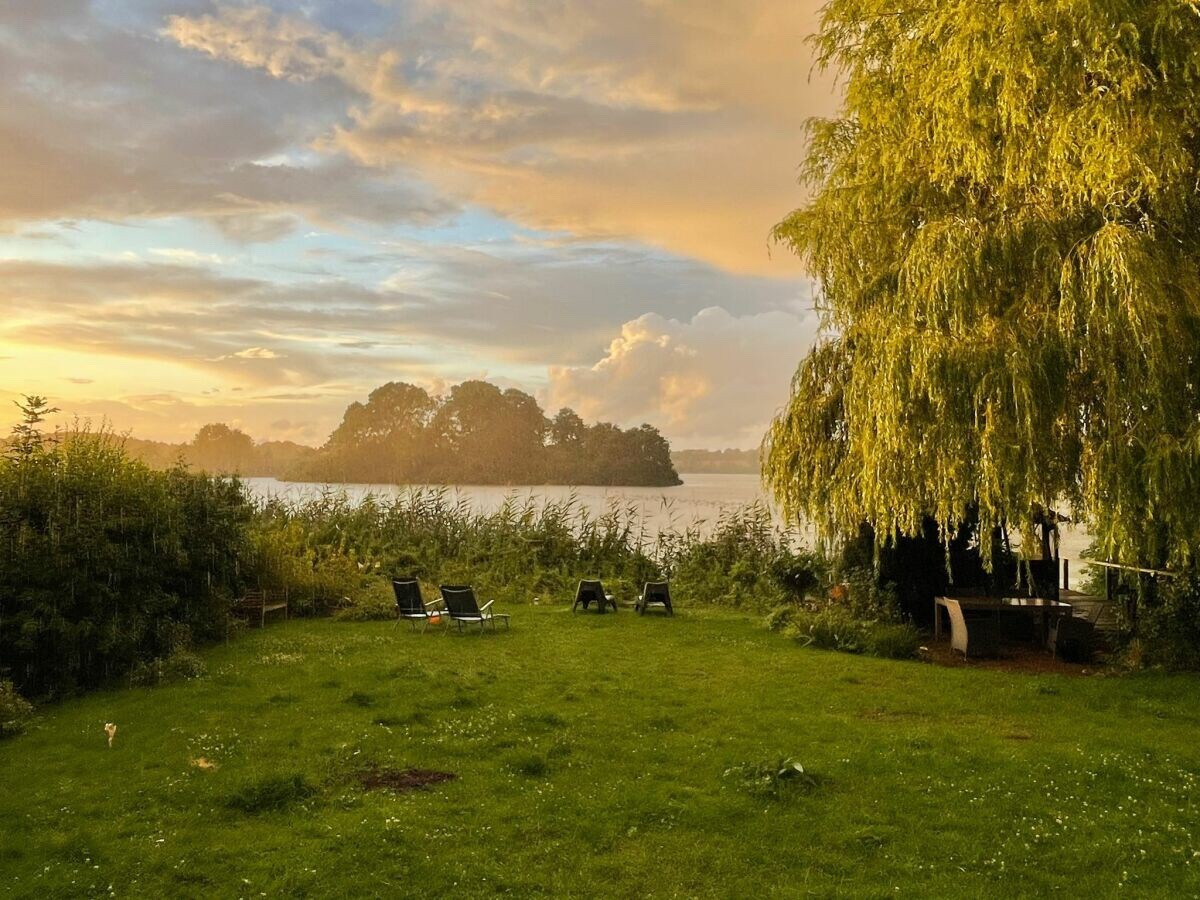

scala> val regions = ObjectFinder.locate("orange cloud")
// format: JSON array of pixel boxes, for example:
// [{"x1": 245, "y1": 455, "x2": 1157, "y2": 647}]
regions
[
  {"x1": 166, "y1": 1, "x2": 837, "y2": 276},
  {"x1": 548, "y1": 306, "x2": 819, "y2": 447}
]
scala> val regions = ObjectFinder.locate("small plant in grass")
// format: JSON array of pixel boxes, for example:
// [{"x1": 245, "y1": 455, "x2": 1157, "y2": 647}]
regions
[
  {"x1": 765, "y1": 602, "x2": 799, "y2": 633},
  {"x1": 865, "y1": 623, "x2": 922, "y2": 660},
  {"x1": 722, "y1": 757, "x2": 818, "y2": 798},
  {"x1": 0, "y1": 680, "x2": 33, "y2": 738},
  {"x1": 503, "y1": 750, "x2": 549, "y2": 777},
  {"x1": 227, "y1": 773, "x2": 318, "y2": 814},
  {"x1": 130, "y1": 650, "x2": 207, "y2": 687},
  {"x1": 777, "y1": 609, "x2": 916, "y2": 657}
]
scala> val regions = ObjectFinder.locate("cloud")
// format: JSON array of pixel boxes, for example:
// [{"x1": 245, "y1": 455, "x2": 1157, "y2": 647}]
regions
[
  {"x1": 0, "y1": 3, "x2": 456, "y2": 239},
  {"x1": 548, "y1": 307, "x2": 819, "y2": 447},
  {"x1": 230, "y1": 347, "x2": 281, "y2": 360},
  {"x1": 164, "y1": 1, "x2": 836, "y2": 275},
  {"x1": 150, "y1": 248, "x2": 225, "y2": 266},
  {"x1": 0, "y1": 2, "x2": 830, "y2": 447}
]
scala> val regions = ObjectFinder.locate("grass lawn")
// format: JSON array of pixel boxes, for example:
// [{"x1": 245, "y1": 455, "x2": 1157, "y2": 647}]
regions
[{"x1": 2, "y1": 607, "x2": 1199, "y2": 898}]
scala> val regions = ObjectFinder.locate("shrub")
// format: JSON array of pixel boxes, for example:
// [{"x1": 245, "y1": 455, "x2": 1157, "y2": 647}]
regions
[
  {"x1": 782, "y1": 608, "x2": 919, "y2": 660},
  {"x1": 130, "y1": 650, "x2": 208, "y2": 687},
  {"x1": 1133, "y1": 572, "x2": 1200, "y2": 670},
  {"x1": 0, "y1": 680, "x2": 33, "y2": 738},
  {"x1": 787, "y1": 608, "x2": 869, "y2": 653},
  {"x1": 722, "y1": 757, "x2": 817, "y2": 798},
  {"x1": 227, "y1": 773, "x2": 318, "y2": 814},
  {"x1": 0, "y1": 427, "x2": 251, "y2": 698},
  {"x1": 865, "y1": 623, "x2": 922, "y2": 660},
  {"x1": 333, "y1": 578, "x2": 396, "y2": 622},
  {"x1": 664, "y1": 504, "x2": 821, "y2": 611},
  {"x1": 765, "y1": 603, "x2": 799, "y2": 633}
]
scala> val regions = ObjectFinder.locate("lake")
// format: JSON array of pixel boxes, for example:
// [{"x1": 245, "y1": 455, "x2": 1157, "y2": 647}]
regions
[
  {"x1": 243, "y1": 473, "x2": 1095, "y2": 581},
  {"x1": 242, "y1": 473, "x2": 775, "y2": 534}
]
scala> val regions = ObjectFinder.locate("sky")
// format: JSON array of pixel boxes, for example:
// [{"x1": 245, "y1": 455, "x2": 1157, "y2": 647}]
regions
[{"x1": 0, "y1": 0, "x2": 837, "y2": 449}]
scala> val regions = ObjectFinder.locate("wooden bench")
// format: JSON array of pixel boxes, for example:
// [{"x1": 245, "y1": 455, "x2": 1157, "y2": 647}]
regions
[{"x1": 233, "y1": 589, "x2": 289, "y2": 628}]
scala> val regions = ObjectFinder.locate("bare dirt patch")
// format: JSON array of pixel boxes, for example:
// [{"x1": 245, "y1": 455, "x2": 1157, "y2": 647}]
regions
[
  {"x1": 355, "y1": 767, "x2": 456, "y2": 793},
  {"x1": 922, "y1": 638, "x2": 1109, "y2": 676}
]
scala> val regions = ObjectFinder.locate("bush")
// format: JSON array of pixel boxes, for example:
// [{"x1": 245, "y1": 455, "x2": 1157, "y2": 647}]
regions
[
  {"x1": 0, "y1": 680, "x2": 33, "y2": 738},
  {"x1": 664, "y1": 504, "x2": 822, "y2": 611},
  {"x1": 333, "y1": 578, "x2": 396, "y2": 622},
  {"x1": 0, "y1": 427, "x2": 252, "y2": 698},
  {"x1": 1133, "y1": 572, "x2": 1200, "y2": 670},
  {"x1": 130, "y1": 650, "x2": 208, "y2": 687},
  {"x1": 782, "y1": 608, "x2": 919, "y2": 660},
  {"x1": 865, "y1": 623, "x2": 922, "y2": 660},
  {"x1": 765, "y1": 602, "x2": 800, "y2": 633},
  {"x1": 786, "y1": 607, "x2": 869, "y2": 653}
]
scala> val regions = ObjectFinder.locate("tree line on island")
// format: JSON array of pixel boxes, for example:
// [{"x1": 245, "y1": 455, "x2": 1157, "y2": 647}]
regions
[{"x1": 123, "y1": 380, "x2": 683, "y2": 487}]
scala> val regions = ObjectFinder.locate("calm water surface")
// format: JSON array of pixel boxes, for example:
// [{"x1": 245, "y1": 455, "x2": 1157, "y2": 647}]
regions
[
  {"x1": 243, "y1": 473, "x2": 1095, "y2": 577},
  {"x1": 242, "y1": 473, "x2": 775, "y2": 535}
]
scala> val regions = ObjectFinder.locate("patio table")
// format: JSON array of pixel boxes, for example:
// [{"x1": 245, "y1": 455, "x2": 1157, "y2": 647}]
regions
[{"x1": 934, "y1": 596, "x2": 1073, "y2": 649}]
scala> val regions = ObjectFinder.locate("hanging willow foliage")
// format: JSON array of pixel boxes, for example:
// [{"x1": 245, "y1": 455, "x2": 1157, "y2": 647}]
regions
[{"x1": 765, "y1": 0, "x2": 1200, "y2": 568}]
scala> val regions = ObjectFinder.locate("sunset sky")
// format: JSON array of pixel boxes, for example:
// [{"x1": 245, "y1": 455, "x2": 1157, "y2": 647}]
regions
[{"x1": 0, "y1": 1, "x2": 836, "y2": 449}]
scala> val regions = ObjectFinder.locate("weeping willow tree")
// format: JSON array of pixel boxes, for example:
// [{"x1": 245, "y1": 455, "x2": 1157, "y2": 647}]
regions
[{"x1": 765, "y1": 0, "x2": 1200, "y2": 571}]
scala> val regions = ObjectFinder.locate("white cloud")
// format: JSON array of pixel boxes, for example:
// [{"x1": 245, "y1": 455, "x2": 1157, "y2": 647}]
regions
[
  {"x1": 231, "y1": 347, "x2": 280, "y2": 359},
  {"x1": 150, "y1": 248, "x2": 224, "y2": 266},
  {"x1": 548, "y1": 306, "x2": 819, "y2": 447}
]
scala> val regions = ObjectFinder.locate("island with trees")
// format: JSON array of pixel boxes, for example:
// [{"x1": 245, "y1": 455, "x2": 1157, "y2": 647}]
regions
[{"x1": 119, "y1": 379, "x2": 682, "y2": 487}]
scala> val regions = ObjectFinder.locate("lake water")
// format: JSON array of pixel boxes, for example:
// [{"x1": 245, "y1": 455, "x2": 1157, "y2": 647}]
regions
[
  {"x1": 243, "y1": 473, "x2": 1095, "y2": 581},
  {"x1": 242, "y1": 473, "x2": 776, "y2": 535}
]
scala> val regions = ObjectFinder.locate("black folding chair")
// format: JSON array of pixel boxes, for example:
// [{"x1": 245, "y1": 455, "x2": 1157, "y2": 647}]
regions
[
  {"x1": 439, "y1": 585, "x2": 511, "y2": 634},
  {"x1": 392, "y1": 578, "x2": 442, "y2": 632},
  {"x1": 636, "y1": 581, "x2": 674, "y2": 616},
  {"x1": 572, "y1": 579, "x2": 617, "y2": 613}
]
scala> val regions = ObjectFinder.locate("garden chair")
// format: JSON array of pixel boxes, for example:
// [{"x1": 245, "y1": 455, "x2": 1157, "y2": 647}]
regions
[
  {"x1": 439, "y1": 585, "x2": 510, "y2": 634},
  {"x1": 941, "y1": 598, "x2": 1000, "y2": 658},
  {"x1": 392, "y1": 578, "x2": 443, "y2": 632},
  {"x1": 571, "y1": 579, "x2": 617, "y2": 613},
  {"x1": 636, "y1": 581, "x2": 674, "y2": 616},
  {"x1": 1049, "y1": 607, "x2": 1098, "y2": 663}
]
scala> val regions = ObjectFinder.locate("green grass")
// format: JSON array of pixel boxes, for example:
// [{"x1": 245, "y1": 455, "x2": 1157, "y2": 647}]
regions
[{"x1": 2, "y1": 608, "x2": 1199, "y2": 897}]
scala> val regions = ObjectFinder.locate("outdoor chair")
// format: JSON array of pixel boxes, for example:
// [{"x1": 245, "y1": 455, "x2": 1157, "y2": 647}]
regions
[
  {"x1": 439, "y1": 585, "x2": 511, "y2": 634},
  {"x1": 942, "y1": 598, "x2": 1001, "y2": 659},
  {"x1": 392, "y1": 578, "x2": 443, "y2": 632},
  {"x1": 636, "y1": 581, "x2": 674, "y2": 616},
  {"x1": 1050, "y1": 610, "x2": 1096, "y2": 663},
  {"x1": 572, "y1": 579, "x2": 617, "y2": 613}
]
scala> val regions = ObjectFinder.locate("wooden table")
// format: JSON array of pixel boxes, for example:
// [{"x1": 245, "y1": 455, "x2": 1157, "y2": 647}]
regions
[{"x1": 934, "y1": 596, "x2": 1074, "y2": 648}]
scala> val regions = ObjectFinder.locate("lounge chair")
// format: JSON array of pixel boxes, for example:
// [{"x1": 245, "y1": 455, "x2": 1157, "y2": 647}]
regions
[
  {"x1": 392, "y1": 578, "x2": 443, "y2": 632},
  {"x1": 439, "y1": 585, "x2": 510, "y2": 633},
  {"x1": 941, "y1": 598, "x2": 1000, "y2": 658},
  {"x1": 572, "y1": 579, "x2": 617, "y2": 613},
  {"x1": 636, "y1": 581, "x2": 674, "y2": 616}
]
